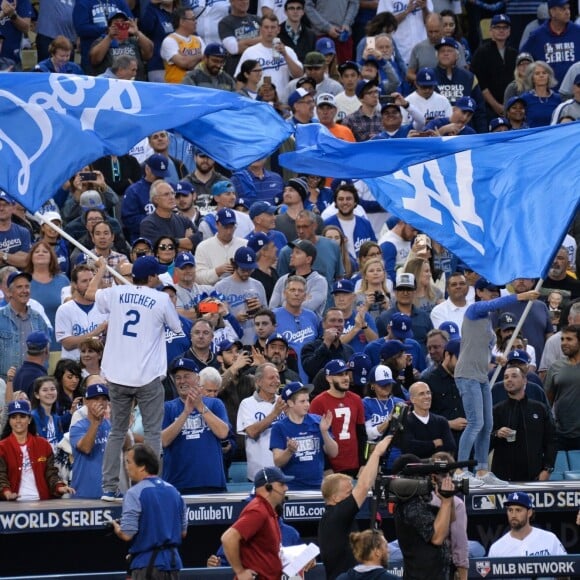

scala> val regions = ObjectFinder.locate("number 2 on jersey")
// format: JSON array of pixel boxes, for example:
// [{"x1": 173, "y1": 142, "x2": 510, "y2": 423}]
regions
[{"x1": 122, "y1": 309, "x2": 141, "y2": 337}]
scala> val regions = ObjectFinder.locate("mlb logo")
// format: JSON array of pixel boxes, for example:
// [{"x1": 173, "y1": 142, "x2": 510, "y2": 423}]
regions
[
  {"x1": 476, "y1": 561, "x2": 491, "y2": 577},
  {"x1": 472, "y1": 495, "x2": 496, "y2": 510}
]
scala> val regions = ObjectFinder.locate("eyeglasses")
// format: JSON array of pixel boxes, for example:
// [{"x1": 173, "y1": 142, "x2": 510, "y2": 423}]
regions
[
  {"x1": 158, "y1": 244, "x2": 175, "y2": 251},
  {"x1": 251, "y1": 68, "x2": 263, "y2": 72}
]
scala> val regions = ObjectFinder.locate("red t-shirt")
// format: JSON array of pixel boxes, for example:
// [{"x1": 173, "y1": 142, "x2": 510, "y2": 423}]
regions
[
  {"x1": 232, "y1": 495, "x2": 282, "y2": 579},
  {"x1": 310, "y1": 391, "x2": 364, "y2": 472}
]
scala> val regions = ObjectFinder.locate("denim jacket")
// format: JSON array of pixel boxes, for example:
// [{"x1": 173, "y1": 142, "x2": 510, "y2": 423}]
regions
[{"x1": 0, "y1": 305, "x2": 51, "y2": 380}]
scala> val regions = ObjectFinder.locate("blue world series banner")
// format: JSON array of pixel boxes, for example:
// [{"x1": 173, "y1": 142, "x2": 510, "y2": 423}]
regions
[
  {"x1": 0, "y1": 74, "x2": 293, "y2": 213},
  {"x1": 281, "y1": 124, "x2": 580, "y2": 285}
]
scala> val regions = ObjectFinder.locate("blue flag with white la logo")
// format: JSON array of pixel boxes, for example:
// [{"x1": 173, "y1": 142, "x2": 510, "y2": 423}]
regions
[
  {"x1": 280, "y1": 124, "x2": 580, "y2": 285},
  {"x1": 0, "y1": 74, "x2": 293, "y2": 213}
]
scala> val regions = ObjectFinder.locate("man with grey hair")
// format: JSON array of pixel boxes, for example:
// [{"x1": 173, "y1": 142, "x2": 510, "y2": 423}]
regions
[
  {"x1": 99, "y1": 54, "x2": 139, "y2": 80},
  {"x1": 139, "y1": 180, "x2": 199, "y2": 251},
  {"x1": 544, "y1": 246, "x2": 580, "y2": 303},
  {"x1": 237, "y1": 363, "x2": 287, "y2": 480}
]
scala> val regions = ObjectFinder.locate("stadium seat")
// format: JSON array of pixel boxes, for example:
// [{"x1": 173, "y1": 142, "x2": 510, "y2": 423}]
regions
[
  {"x1": 563, "y1": 471, "x2": 580, "y2": 480},
  {"x1": 228, "y1": 462, "x2": 249, "y2": 484},
  {"x1": 567, "y1": 450, "x2": 580, "y2": 471},
  {"x1": 226, "y1": 482, "x2": 254, "y2": 493}
]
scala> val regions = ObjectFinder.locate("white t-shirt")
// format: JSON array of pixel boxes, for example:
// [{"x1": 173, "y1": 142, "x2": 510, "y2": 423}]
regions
[
  {"x1": 95, "y1": 285, "x2": 181, "y2": 386},
  {"x1": 18, "y1": 445, "x2": 40, "y2": 501},
  {"x1": 377, "y1": 0, "x2": 434, "y2": 65},
  {"x1": 335, "y1": 92, "x2": 362, "y2": 122},
  {"x1": 405, "y1": 90, "x2": 453, "y2": 124},
  {"x1": 488, "y1": 526, "x2": 566, "y2": 580},
  {"x1": 258, "y1": 0, "x2": 287, "y2": 22},
  {"x1": 235, "y1": 42, "x2": 302, "y2": 92},
  {"x1": 237, "y1": 393, "x2": 283, "y2": 480},
  {"x1": 192, "y1": 0, "x2": 231, "y2": 44}
]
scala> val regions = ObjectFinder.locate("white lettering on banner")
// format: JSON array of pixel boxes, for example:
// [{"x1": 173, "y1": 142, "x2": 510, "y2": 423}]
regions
[
  {"x1": 283, "y1": 503, "x2": 325, "y2": 519},
  {"x1": 491, "y1": 562, "x2": 574, "y2": 576},
  {"x1": 1, "y1": 76, "x2": 143, "y2": 197},
  {"x1": 0, "y1": 509, "x2": 114, "y2": 531},
  {"x1": 187, "y1": 505, "x2": 234, "y2": 521},
  {"x1": 393, "y1": 150, "x2": 484, "y2": 255}
]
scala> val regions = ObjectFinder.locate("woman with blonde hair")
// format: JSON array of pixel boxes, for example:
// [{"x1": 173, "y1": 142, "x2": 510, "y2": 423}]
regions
[
  {"x1": 356, "y1": 258, "x2": 391, "y2": 321},
  {"x1": 404, "y1": 257, "x2": 443, "y2": 315}
]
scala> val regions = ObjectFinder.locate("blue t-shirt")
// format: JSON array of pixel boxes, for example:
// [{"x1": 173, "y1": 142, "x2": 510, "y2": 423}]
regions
[
  {"x1": 0, "y1": 0, "x2": 33, "y2": 63},
  {"x1": 520, "y1": 90, "x2": 561, "y2": 127},
  {"x1": 343, "y1": 311, "x2": 377, "y2": 353},
  {"x1": 270, "y1": 414, "x2": 330, "y2": 490},
  {"x1": 0, "y1": 223, "x2": 31, "y2": 256},
  {"x1": 70, "y1": 417, "x2": 111, "y2": 499},
  {"x1": 162, "y1": 396, "x2": 228, "y2": 491},
  {"x1": 273, "y1": 307, "x2": 320, "y2": 383}
]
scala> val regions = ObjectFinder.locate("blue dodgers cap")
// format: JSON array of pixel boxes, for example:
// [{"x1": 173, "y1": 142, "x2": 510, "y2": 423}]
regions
[
  {"x1": 491, "y1": 13, "x2": 511, "y2": 25},
  {"x1": 204, "y1": 42, "x2": 227, "y2": 57},
  {"x1": 0, "y1": 189, "x2": 14, "y2": 203},
  {"x1": 416, "y1": 67, "x2": 438, "y2": 86},
  {"x1": 216, "y1": 339, "x2": 243, "y2": 354},
  {"x1": 236, "y1": 198, "x2": 250, "y2": 210},
  {"x1": 498, "y1": 312, "x2": 517, "y2": 330},
  {"x1": 132, "y1": 256, "x2": 168, "y2": 279},
  {"x1": 547, "y1": 0, "x2": 568, "y2": 7},
  {"x1": 439, "y1": 321, "x2": 460, "y2": 337},
  {"x1": 389, "y1": 312, "x2": 413, "y2": 340},
  {"x1": 507, "y1": 349, "x2": 531, "y2": 364},
  {"x1": 288, "y1": 87, "x2": 311, "y2": 108},
  {"x1": 85, "y1": 383, "x2": 110, "y2": 400},
  {"x1": 211, "y1": 180, "x2": 235, "y2": 197},
  {"x1": 175, "y1": 251, "x2": 195, "y2": 269},
  {"x1": 249, "y1": 201, "x2": 276, "y2": 220},
  {"x1": 7, "y1": 400, "x2": 31, "y2": 416},
  {"x1": 26, "y1": 331, "x2": 50, "y2": 352},
  {"x1": 348, "y1": 353, "x2": 373, "y2": 385},
  {"x1": 6, "y1": 270, "x2": 32, "y2": 287},
  {"x1": 574, "y1": 73, "x2": 580, "y2": 86},
  {"x1": 175, "y1": 181, "x2": 194, "y2": 196},
  {"x1": 387, "y1": 215, "x2": 401, "y2": 229},
  {"x1": 247, "y1": 232, "x2": 270, "y2": 253},
  {"x1": 475, "y1": 277, "x2": 502, "y2": 292},
  {"x1": 266, "y1": 333, "x2": 289, "y2": 347},
  {"x1": 435, "y1": 37, "x2": 459, "y2": 50},
  {"x1": 338, "y1": 60, "x2": 360, "y2": 74},
  {"x1": 370, "y1": 364, "x2": 396, "y2": 386},
  {"x1": 455, "y1": 96, "x2": 476, "y2": 113},
  {"x1": 355, "y1": 78, "x2": 378, "y2": 98},
  {"x1": 380, "y1": 339, "x2": 410, "y2": 361},
  {"x1": 234, "y1": 246, "x2": 257, "y2": 269},
  {"x1": 170, "y1": 357, "x2": 201, "y2": 374},
  {"x1": 332, "y1": 279, "x2": 354, "y2": 294},
  {"x1": 505, "y1": 95, "x2": 527, "y2": 110},
  {"x1": 145, "y1": 153, "x2": 169, "y2": 178},
  {"x1": 444, "y1": 338, "x2": 461, "y2": 358},
  {"x1": 489, "y1": 117, "x2": 510, "y2": 131},
  {"x1": 254, "y1": 466, "x2": 294, "y2": 488},
  {"x1": 361, "y1": 55, "x2": 380, "y2": 67},
  {"x1": 281, "y1": 381, "x2": 313, "y2": 401},
  {"x1": 131, "y1": 237, "x2": 153, "y2": 250},
  {"x1": 216, "y1": 208, "x2": 237, "y2": 225},
  {"x1": 506, "y1": 491, "x2": 533, "y2": 509},
  {"x1": 325, "y1": 359, "x2": 349, "y2": 376},
  {"x1": 315, "y1": 37, "x2": 336, "y2": 55}
]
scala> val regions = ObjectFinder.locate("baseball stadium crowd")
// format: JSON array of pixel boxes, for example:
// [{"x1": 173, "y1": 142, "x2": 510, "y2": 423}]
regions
[{"x1": 1, "y1": 0, "x2": 580, "y2": 576}]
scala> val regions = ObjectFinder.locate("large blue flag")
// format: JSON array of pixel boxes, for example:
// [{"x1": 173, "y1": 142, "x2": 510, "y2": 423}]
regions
[
  {"x1": 0, "y1": 74, "x2": 293, "y2": 212},
  {"x1": 280, "y1": 124, "x2": 580, "y2": 285}
]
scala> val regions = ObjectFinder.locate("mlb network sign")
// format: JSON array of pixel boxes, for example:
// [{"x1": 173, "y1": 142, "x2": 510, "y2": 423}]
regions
[{"x1": 472, "y1": 556, "x2": 580, "y2": 578}]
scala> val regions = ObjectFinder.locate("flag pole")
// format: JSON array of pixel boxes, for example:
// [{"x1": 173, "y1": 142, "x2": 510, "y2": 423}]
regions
[
  {"x1": 34, "y1": 212, "x2": 129, "y2": 286},
  {"x1": 489, "y1": 278, "x2": 545, "y2": 388}
]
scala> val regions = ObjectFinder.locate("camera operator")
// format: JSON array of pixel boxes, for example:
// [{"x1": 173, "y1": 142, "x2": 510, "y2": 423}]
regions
[
  {"x1": 391, "y1": 453, "x2": 455, "y2": 579},
  {"x1": 319, "y1": 435, "x2": 394, "y2": 580}
]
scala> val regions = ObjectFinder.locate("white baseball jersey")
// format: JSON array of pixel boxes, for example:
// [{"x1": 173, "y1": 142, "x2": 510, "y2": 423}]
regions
[
  {"x1": 237, "y1": 393, "x2": 283, "y2": 480},
  {"x1": 55, "y1": 300, "x2": 108, "y2": 360},
  {"x1": 488, "y1": 527, "x2": 566, "y2": 562},
  {"x1": 95, "y1": 285, "x2": 181, "y2": 386}
]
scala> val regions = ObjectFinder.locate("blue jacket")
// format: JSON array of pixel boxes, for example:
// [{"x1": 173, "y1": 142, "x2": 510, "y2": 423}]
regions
[
  {"x1": 0, "y1": 305, "x2": 51, "y2": 379},
  {"x1": 323, "y1": 214, "x2": 377, "y2": 256}
]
